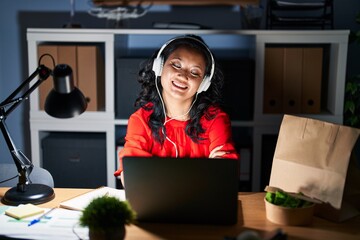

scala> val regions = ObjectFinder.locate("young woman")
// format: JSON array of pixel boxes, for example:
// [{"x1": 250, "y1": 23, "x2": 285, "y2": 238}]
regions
[{"x1": 114, "y1": 35, "x2": 239, "y2": 182}]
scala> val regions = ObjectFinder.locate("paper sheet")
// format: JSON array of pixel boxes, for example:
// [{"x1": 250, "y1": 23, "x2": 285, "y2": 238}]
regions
[
  {"x1": 0, "y1": 206, "x2": 88, "y2": 240},
  {"x1": 59, "y1": 186, "x2": 126, "y2": 211}
]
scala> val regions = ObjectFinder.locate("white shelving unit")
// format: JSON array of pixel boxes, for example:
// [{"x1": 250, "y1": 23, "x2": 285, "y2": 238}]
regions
[{"x1": 27, "y1": 28, "x2": 349, "y2": 190}]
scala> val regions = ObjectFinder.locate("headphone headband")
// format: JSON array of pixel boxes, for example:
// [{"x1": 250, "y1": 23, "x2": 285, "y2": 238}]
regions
[{"x1": 152, "y1": 35, "x2": 215, "y2": 93}]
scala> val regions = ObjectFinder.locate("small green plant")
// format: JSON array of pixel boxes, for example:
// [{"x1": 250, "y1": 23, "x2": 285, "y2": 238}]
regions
[
  {"x1": 349, "y1": 12, "x2": 360, "y2": 44},
  {"x1": 79, "y1": 196, "x2": 136, "y2": 230}
]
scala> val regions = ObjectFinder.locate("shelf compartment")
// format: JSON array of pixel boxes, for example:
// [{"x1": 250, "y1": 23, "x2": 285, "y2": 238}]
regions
[
  {"x1": 37, "y1": 43, "x2": 105, "y2": 112},
  {"x1": 42, "y1": 132, "x2": 107, "y2": 188},
  {"x1": 115, "y1": 58, "x2": 145, "y2": 119}
]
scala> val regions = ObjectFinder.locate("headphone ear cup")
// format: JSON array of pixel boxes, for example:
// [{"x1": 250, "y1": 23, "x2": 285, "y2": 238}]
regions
[
  {"x1": 152, "y1": 57, "x2": 164, "y2": 77},
  {"x1": 197, "y1": 76, "x2": 211, "y2": 93}
]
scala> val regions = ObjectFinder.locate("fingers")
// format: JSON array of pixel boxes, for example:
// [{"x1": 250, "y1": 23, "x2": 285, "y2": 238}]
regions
[
  {"x1": 209, "y1": 145, "x2": 228, "y2": 158},
  {"x1": 209, "y1": 145, "x2": 223, "y2": 157},
  {"x1": 209, "y1": 150, "x2": 229, "y2": 158},
  {"x1": 120, "y1": 172, "x2": 125, "y2": 188}
]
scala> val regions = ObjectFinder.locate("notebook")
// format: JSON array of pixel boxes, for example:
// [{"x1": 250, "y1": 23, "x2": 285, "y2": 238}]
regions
[
  {"x1": 59, "y1": 187, "x2": 126, "y2": 211},
  {"x1": 122, "y1": 156, "x2": 239, "y2": 225}
]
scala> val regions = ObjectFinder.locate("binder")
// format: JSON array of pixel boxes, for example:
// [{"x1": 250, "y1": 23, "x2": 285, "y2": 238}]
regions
[
  {"x1": 37, "y1": 45, "x2": 58, "y2": 110},
  {"x1": 301, "y1": 48, "x2": 323, "y2": 113},
  {"x1": 264, "y1": 47, "x2": 284, "y2": 113},
  {"x1": 77, "y1": 46, "x2": 105, "y2": 111},
  {"x1": 283, "y1": 47, "x2": 302, "y2": 113}
]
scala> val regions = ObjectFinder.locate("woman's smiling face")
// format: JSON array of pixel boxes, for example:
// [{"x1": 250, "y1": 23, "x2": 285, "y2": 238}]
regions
[{"x1": 160, "y1": 46, "x2": 207, "y2": 102}]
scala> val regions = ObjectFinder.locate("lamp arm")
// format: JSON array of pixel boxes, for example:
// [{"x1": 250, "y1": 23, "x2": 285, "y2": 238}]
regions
[
  {"x1": 0, "y1": 65, "x2": 51, "y2": 118},
  {"x1": 0, "y1": 120, "x2": 32, "y2": 189},
  {"x1": 0, "y1": 65, "x2": 51, "y2": 192}
]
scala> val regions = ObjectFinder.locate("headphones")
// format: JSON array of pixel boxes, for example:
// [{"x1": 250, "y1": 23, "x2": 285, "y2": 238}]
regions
[{"x1": 152, "y1": 36, "x2": 215, "y2": 93}]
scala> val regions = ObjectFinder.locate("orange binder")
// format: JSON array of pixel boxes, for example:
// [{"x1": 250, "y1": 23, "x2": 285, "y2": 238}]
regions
[{"x1": 77, "y1": 46, "x2": 105, "y2": 111}]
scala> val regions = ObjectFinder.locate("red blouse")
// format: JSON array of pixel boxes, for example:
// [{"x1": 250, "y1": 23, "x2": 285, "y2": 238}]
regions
[{"x1": 114, "y1": 106, "x2": 239, "y2": 176}]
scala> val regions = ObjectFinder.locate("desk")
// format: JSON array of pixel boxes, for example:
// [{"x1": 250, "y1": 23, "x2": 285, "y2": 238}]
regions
[
  {"x1": 94, "y1": 0, "x2": 259, "y2": 7},
  {"x1": 1, "y1": 188, "x2": 359, "y2": 240}
]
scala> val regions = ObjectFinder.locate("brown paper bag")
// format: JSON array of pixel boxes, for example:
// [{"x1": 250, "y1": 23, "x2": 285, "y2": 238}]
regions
[{"x1": 269, "y1": 114, "x2": 360, "y2": 222}]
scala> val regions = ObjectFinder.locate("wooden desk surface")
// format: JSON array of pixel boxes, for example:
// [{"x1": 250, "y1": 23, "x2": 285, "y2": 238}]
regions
[{"x1": 1, "y1": 188, "x2": 359, "y2": 240}]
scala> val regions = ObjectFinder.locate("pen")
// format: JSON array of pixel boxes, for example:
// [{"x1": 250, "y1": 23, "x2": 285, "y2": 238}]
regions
[{"x1": 28, "y1": 207, "x2": 56, "y2": 227}]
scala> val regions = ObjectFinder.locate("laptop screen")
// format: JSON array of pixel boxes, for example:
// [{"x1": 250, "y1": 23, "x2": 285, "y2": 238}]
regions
[{"x1": 122, "y1": 156, "x2": 239, "y2": 225}]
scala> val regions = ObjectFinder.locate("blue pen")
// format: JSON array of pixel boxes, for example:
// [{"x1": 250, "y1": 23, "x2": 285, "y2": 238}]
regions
[{"x1": 28, "y1": 208, "x2": 56, "y2": 227}]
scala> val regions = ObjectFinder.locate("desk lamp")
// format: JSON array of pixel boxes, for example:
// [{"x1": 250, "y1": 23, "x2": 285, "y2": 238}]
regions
[{"x1": 0, "y1": 57, "x2": 87, "y2": 205}]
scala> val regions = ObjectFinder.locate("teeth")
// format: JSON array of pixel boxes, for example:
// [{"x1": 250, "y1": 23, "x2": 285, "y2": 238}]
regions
[{"x1": 173, "y1": 81, "x2": 187, "y2": 89}]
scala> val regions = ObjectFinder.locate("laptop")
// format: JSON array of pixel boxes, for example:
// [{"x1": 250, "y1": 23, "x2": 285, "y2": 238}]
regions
[{"x1": 122, "y1": 156, "x2": 239, "y2": 225}]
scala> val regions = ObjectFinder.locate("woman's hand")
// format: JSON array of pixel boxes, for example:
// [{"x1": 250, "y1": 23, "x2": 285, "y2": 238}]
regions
[
  {"x1": 209, "y1": 145, "x2": 229, "y2": 158},
  {"x1": 120, "y1": 172, "x2": 125, "y2": 188}
]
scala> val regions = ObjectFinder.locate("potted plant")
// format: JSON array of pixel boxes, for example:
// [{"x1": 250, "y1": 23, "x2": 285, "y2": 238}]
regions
[
  {"x1": 344, "y1": 74, "x2": 360, "y2": 127},
  {"x1": 344, "y1": 12, "x2": 360, "y2": 128},
  {"x1": 344, "y1": 12, "x2": 360, "y2": 169},
  {"x1": 79, "y1": 196, "x2": 136, "y2": 240}
]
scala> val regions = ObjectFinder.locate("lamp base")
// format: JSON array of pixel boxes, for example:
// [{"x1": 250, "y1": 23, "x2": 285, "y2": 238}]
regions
[{"x1": 2, "y1": 184, "x2": 55, "y2": 206}]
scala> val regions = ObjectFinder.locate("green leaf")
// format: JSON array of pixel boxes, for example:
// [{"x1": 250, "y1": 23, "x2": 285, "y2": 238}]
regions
[
  {"x1": 345, "y1": 101, "x2": 356, "y2": 114},
  {"x1": 283, "y1": 195, "x2": 302, "y2": 208},
  {"x1": 265, "y1": 192, "x2": 275, "y2": 203},
  {"x1": 274, "y1": 191, "x2": 287, "y2": 205},
  {"x1": 350, "y1": 116, "x2": 359, "y2": 126}
]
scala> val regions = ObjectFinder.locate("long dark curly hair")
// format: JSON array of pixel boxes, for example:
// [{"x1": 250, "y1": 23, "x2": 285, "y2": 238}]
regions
[{"x1": 134, "y1": 35, "x2": 225, "y2": 144}]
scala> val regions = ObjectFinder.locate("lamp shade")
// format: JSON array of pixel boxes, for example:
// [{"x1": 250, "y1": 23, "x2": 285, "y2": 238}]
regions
[{"x1": 44, "y1": 64, "x2": 87, "y2": 118}]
